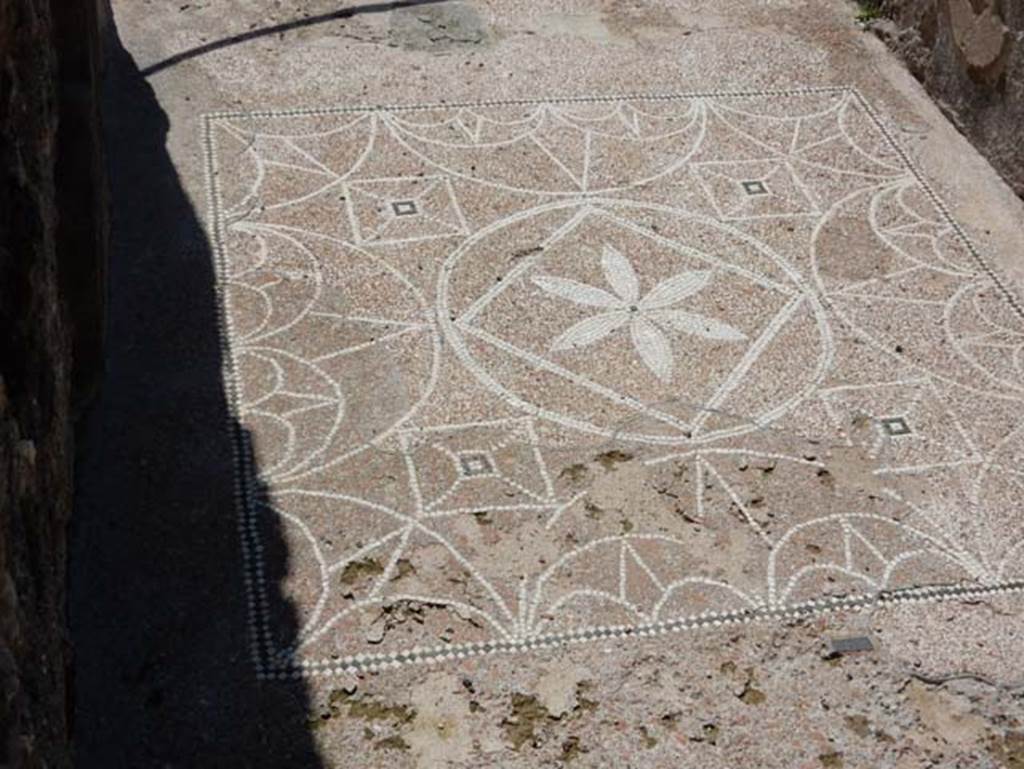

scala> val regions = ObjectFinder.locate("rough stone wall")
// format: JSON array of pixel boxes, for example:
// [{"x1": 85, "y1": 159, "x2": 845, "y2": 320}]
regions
[
  {"x1": 877, "y1": 0, "x2": 1024, "y2": 196},
  {"x1": 0, "y1": 0, "x2": 106, "y2": 766}
]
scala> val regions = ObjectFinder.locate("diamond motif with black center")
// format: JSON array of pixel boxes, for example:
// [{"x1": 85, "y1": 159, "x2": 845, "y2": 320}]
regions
[
  {"x1": 879, "y1": 416, "x2": 912, "y2": 437},
  {"x1": 458, "y1": 452, "x2": 495, "y2": 477},
  {"x1": 741, "y1": 180, "x2": 769, "y2": 196},
  {"x1": 391, "y1": 199, "x2": 419, "y2": 217}
]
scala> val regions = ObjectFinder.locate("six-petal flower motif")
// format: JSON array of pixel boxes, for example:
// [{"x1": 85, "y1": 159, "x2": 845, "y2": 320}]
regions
[{"x1": 532, "y1": 245, "x2": 747, "y2": 382}]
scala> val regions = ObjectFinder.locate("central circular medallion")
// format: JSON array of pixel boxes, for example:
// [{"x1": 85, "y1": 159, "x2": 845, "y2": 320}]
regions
[{"x1": 438, "y1": 198, "x2": 832, "y2": 445}]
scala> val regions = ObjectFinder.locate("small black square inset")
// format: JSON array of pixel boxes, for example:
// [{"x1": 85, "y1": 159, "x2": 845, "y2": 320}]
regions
[
  {"x1": 741, "y1": 180, "x2": 769, "y2": 196},
  {"x1": 829, "y1": 635, "x2": 875, "y2": 655},
  {"x1": 880, "y1": 416, "x2": 911, "y2": 437},
  {"x1": 458, "y1": 452, "x2": 495, "y2": 478},
  {"x1": 391, "y1": 200, "x2": 419, "y2": 217}
]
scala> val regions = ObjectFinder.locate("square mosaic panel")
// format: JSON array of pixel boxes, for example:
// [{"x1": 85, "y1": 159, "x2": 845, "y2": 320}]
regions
[{"x1": 203, "y1": 88, "x2": 1024, "y2": 678}]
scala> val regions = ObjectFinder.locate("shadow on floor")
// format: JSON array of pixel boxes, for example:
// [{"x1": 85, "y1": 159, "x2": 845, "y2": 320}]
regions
[
  {"x1": 69, "y1": 18, "x2": 324, "y2": 769},
  {"x1": 140, "y1": 0, "x2": 449, "y2": 76}
]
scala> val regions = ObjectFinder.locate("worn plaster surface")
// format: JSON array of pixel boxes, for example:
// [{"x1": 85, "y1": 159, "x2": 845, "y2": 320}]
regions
[{"x1": 75, "y1": 0, "x2": 1024, "y2": 767}]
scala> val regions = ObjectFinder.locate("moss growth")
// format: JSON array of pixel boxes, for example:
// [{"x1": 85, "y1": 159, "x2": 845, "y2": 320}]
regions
[
  {"x1": 844, "y1": 714, "x2": 871, "y2": 738},
  {"x1": 574, "y1": 681, "x2": 600, "y2": 716},
  {"x1": 502, "y1": 693, "x2": 553, "y2": 750},
  {"x1": 309, "y1": 689, "x2": 415, "y2": 732},
  {"x1": 331, "y1": 689, "x2": 415, "y2": 725},
  {"x1": 639, "y1": 725, "x2": 658, "y2": 748},
  {"x1": 699, "y1": 723, "x2": 720, "y2": 745},
  {"x1": 737, "y1": 667, "x2": 766, "y2": 705},
  {"x1": 740, "y1": 686, "x2": 766, "y2": 705},
  {"x1": 559, "y1": 463, "x2": 589, "y2": 483},
  {"x1": 561, "y1": 735, "x2": 585, "y2": 762},
  {"x1": 594, "y1": 449, "x2": 634, "y2": 471},
  {"x1": 391, "y1": 558, "x2": 415, "y2": 581},
  {"x1": 339, "y1": 558, "x2": 384, "y2": 585},
  {"x1": 989, "y1": 732, "x2": 1024, "y2": 769},
  {"x1": 374, "y1": 735, "x2": 410, "y2": 751},
  {"x1": 855, "y1": 0, "x2": 885, "y2": 23},
  {"x1": 471, "y1": 510, "x2": 492, "y2": 525}
]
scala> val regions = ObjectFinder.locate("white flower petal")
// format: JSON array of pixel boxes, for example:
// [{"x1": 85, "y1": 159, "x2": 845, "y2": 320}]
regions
[
  {"x1": 551, "y1": 311, "x2": 629, "y2": 351},
  {"x1": 631, "y1": 317, "x2": 674, "y2": 382},
  {"x1": 648, "y1": 309, "x2": 747, "y2": 341},
  {"x1": 641, "y1": 270, "x2": 712, "y2": 309},
  {"x1": 601, "y1": 245, "x2": 640, "y2": 303},
  {"x1": 533, "y1": 275, "x2": 622, "y2": 308}
]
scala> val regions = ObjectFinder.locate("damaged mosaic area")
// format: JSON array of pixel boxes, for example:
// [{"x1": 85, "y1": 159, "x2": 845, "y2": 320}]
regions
[{"x1": 203, "y1": 89, "x2": 1024, "y2": 679}]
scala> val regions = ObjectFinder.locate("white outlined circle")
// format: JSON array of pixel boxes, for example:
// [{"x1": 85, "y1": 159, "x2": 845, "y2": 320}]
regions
[{"x1": 438, "y1": 197, "x2": 834, "y2": 445}]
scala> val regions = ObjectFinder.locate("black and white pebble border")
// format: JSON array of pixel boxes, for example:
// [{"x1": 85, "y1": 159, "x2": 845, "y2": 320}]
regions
[{"x1": 258, "y1": 579, "x2": 1024, "y2": 680}]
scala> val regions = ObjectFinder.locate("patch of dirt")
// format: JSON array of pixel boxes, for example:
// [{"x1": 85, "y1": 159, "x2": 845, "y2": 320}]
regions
[
  {"x1": 339, "y1": 558, "x2": 384, "y2": 587},
  {"x1": 406, "y1": 673, "x2": 479, "y2": 767},
  {"x1": 822, "y1": 443, "x2": 887, "y2": 496},
  {"x1": 559, "y1": 463, "x2": 589, "y2": 484},
  {"x1": 844, "y1": 714, "x2": 872, "y2": 738},
  {"x1": 365, "y1": 599, "x2": 482, "y2": 645},
  {"x1": 989, "y1": 731, "x2": 1024, "y2": 769},
  {"x1": 313, "y1": 687, "x2": 415, "y2": 730},
  {"x1": 593, "y1": 449, "x2": 635, "y2": 471},
  {"x1": 373, "y1": 735, "x2": 410, "y2": 751},
  {"x1": 905, "y1": 679, "x2": 990, "y2": 748},
  {"x1": 602, "y1": 0, "x2": 687, "y2": 42},
  {"x1": 535, "y1": 663, "x2": 590, "y2": 718},
  {"x1": 501, "y1": 693, "x2": 555, "y2": 750},
  {"x1": 389, "y1": 2, "x2": 491, "y2": 51},
  {"x1": 560, "y1": 735, "x2": 586, "y2": 762},
  {"x1": 729, "y1": 665, "x2": 767, "y2": 705},
  {"x1": 391, "y1": 558, "x2": 415, "y2": 581}
]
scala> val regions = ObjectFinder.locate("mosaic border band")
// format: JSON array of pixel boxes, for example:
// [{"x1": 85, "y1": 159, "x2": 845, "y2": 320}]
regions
[{"x1": 263, "y1": 579, "x2": 1024, "y2": 680}]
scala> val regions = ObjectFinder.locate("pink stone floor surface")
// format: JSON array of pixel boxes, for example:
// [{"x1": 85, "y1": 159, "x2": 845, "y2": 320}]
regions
[{"x1": 111, "y1": 0, "x2": 1024, "y2": 765}]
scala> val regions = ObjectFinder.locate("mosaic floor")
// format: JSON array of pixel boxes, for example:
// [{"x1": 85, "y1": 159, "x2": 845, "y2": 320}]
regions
[{"x1": 203, "y1": 88, "x2": 1024, "y2": 679}]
